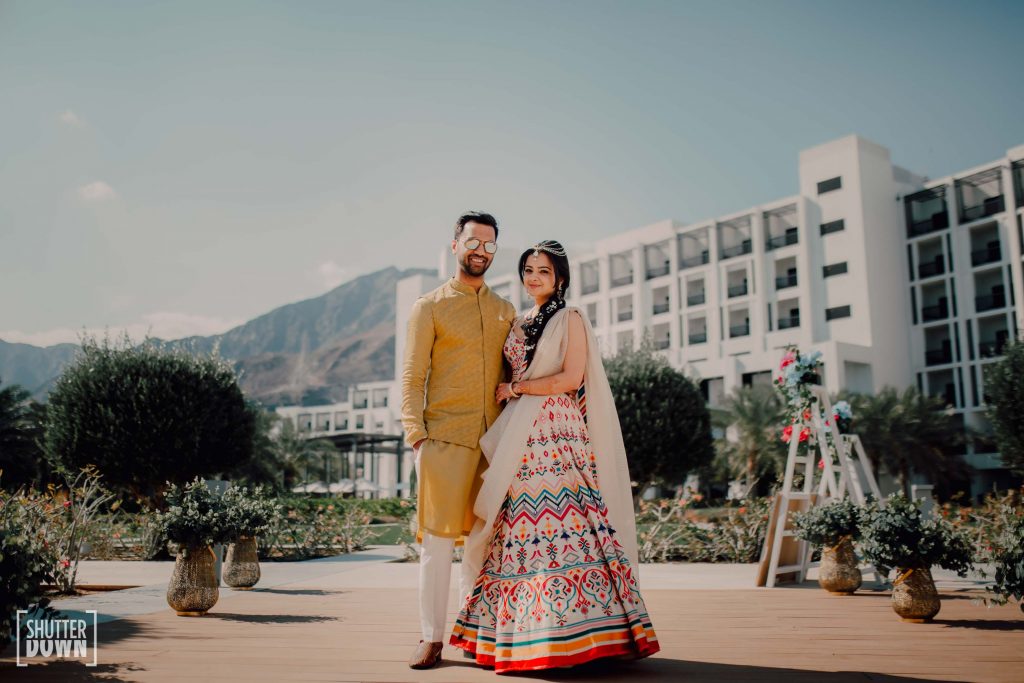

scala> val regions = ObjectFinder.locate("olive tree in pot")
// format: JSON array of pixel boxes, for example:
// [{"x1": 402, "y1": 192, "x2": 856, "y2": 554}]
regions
[
  {"x1": 859, "y1": 495, "x2": 974, "y2": 622},
  {"x1": 221, "y1": 485, "x2": 280, "y2": 590},
  {"x1": 793, "y1": 497, "x2": 863, "y2": 594},
  {"x1": 157, "y1": 478, "x2": 231, "y2": 616}
]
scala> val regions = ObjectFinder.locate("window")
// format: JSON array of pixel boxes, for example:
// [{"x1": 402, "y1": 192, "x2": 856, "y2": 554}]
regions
[
  {"x1": 610, "y1": 251, "x2": 634, "y2": 287},
  {"x1": 355, "y1": 414, "x2": 365, "y2": 429},
  {"x1": 334, "y1": 411, "x2": 349, "y2": 431},
  {"x1": 372, "y1": 388, "x2": 388, "y2": 408},
  {"x1": 352, "y1": 390, "x2": 369, "y2": 409},
  {"x1": 316, "y1": 413, "x2": 330, "y2": 432},
  {"x1": 823, "y1": 262, "x2": 848, "y2": 278},
  {"x1": 820, "y1": 219, "x2": 845, "y2": 235},
  {"x1": 585, "y1": 301, "x2": 598, "y2": 327},
  {"x1": 817, "y1": 176, "x2": 842, "y2": 194},
  {"x1": 825, "y1": 305, "x2": 851, "y2": 321},
  {"x1": 580, "y1": 260, "x2": 600, "y2": 295},
  {"x1": 298, "y1": 413, "x2": 312, "y2": 433}
]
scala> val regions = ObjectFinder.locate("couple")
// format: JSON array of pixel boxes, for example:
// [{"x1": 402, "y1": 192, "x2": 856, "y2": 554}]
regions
[{"x1": 401, "y1": 211, "x2": 659, "y2": 673}]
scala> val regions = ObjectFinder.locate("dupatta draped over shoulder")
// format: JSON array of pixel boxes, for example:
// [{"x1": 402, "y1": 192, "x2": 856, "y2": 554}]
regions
[{"x1": 460, "y1": 307, "x2": 639, "y2": 594}]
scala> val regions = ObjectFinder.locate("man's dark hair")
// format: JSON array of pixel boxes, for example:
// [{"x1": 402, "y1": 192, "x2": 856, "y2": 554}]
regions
[{"x1": 453, "y1": 211, "x2": 499, "y2": 241}]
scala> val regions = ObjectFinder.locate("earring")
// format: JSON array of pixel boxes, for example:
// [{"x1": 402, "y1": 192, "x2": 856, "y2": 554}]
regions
[{"x1": 557, "y1": 282, "x2": 564, "y2": 297}]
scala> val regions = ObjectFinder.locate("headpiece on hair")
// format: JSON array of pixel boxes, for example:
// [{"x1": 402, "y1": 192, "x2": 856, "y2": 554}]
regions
[{"x1": 530, "y1": 240, "x2": 567, "y2": 258}]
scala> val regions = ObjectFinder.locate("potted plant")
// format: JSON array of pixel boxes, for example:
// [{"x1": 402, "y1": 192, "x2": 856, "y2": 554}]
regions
[
  {"x1": 157, "y1": 478, "x2": 230, "y2": 616},
  {"x1": 859, "y1": 494, "x2": 974, "y2": 622},
  {"x1": 793, "y1": 497, "x2": 863, "y2": 594},
  {"x1": 221, "y1": 485, "x2": 280, "y2": 590}
]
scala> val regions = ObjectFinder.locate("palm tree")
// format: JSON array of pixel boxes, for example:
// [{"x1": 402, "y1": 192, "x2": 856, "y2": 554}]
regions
[
  {"x1": 845, "y1": 386, "x2": 969, "y2": 498},
  {"x1": 271, "y1": 419, "x2": 340, "y2": 490},
  {"x1": 713, "y1": 384, "x2": 789, "y2": 493}
]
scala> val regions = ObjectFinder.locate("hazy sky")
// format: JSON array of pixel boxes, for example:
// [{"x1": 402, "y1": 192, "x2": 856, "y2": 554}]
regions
[{"x1": 2, "y1": 0, "x2": 1022, "y2": 347}]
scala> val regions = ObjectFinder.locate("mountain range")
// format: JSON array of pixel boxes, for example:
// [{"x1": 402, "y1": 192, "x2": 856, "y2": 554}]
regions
[{"x1": 0, "y1": 266, "x2": 435, "y2": 408}]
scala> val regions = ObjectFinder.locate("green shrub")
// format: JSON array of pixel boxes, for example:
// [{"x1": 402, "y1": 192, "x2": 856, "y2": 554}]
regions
[
  {"x1": 859, "y1": 494, "x2": 973, "y2": 576},
  {"x1": 155, "y1": 478, "x2": 232, "y2": 552},
  {"x1": 792, "y1": 498, "x2": 861, "y2": 548},
  {"x1": 221, "y1": 485, "x2": 281, "y2": 540}
]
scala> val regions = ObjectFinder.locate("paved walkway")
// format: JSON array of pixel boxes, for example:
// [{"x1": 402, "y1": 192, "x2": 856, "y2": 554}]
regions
[{"x1": 2, "y1": 549, "x2": 1021, "y2": 682}]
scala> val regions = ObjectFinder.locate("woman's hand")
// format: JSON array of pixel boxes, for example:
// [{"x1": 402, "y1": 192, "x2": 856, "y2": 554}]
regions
[{"x1": 496, "y1": 382, "x2": 517, "y2": 402}]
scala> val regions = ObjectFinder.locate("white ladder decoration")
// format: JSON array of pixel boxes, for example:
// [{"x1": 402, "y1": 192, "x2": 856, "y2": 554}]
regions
[{"x1": 762, "y1": 385, "x2": 881, "y2": 587}]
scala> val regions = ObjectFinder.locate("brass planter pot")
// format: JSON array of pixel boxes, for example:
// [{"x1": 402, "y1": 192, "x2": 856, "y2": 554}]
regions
[
  {"x1": 892, "y1": 567, "x2": 940, "y2": 622},
  {"x1": 223, "y1": 536, "x2": 261, "y2": 590},
  {"x1": 166, "y1": 545, "x2": 219, "y2": 616},
  {"x1": 819, "y1": 537, "x2": 862, "y2": 594}
]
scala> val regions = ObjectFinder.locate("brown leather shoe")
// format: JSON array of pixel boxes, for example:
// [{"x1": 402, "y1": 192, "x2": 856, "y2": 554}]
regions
[{"x1": 408, "y1": 640, "x2": 443, "y2": 669}]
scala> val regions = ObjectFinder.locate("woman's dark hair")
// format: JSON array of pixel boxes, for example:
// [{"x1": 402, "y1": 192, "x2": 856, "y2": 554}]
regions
[
  {"x1": 453, "y1": 211, "x2": 499, "y2": 240},
  {"x1": 518, "y1": 240, "x2": 570, "y2": 368}
]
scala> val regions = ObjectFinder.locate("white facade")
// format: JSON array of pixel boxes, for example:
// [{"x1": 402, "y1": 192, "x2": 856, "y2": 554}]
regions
[{"x1": 284, "y1": 134, "x2": 1024, "y2": 499}]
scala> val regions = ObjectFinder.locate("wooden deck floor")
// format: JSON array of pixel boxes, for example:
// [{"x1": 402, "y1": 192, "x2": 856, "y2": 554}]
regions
[{"x1": 2, "y1": 584, "x2": 1022, "y2": 682}]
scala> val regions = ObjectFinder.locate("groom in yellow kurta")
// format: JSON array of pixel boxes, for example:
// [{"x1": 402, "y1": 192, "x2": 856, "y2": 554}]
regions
[{"x1": 402, "y1": 212, "x2": 515, "y2": 669}]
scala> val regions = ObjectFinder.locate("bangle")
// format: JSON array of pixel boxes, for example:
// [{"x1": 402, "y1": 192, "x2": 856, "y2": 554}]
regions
[{"x1": 509, "y1": 382, "x2": 521, "y2": 398}]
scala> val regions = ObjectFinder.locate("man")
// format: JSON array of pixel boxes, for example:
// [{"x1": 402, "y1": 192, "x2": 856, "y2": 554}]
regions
[{"x1": 401, "y1": 211, "x2": 516, "y2": 670}]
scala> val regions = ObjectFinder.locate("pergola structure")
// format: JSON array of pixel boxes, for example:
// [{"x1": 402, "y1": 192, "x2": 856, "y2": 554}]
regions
[{"x1": 306, "y1": 431, "x2": 408, "y2": 499}]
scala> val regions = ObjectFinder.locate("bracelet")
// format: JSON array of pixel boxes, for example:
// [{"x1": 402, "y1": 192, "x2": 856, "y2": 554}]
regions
[{"x1": 509, "y1": 382, "x2": 521, "y2": 398}]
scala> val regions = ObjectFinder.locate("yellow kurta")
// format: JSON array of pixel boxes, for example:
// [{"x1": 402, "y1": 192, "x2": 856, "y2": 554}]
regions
[{"x1": 401, "y1": 277, "x2": 515, "y2": 538}]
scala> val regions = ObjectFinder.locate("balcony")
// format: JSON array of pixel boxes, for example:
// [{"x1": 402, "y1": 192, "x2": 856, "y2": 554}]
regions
[
  {"x1": 720, "y1": 240, "x2": 753, "y2": 260},
  {"x1": 729, "y1": 323, "x2": 750, "y2": 338},
  {"x1": 975, "y1": 292, "x2": 1006, "y2": 312},
  {"x1": 581, "y1": 282, "x2": 599, "y2": 295},
  {"x1": 727, "y1": 282, "x2": 748, "y2": 298},
  {"x1": 918, "y1": 255, "x2": 945, "y2": 278},
  {"x1": 688, "y1": 332, "x2": 707, "y2": 344},
  {"x1": 617, "y1": 309, "x2": 633, "y2": 323},
  {"x1": 979, "y1": 337, "x2": 1008, "y2": 358},
  {"x1": 961, "y1": 196, "x2": 1005, "y2": 223},
  {"x1": 905, "y1": 187, "x2": 949, "y2": 237},
  {"x1": 971, "y1": 244, "x2": 1002, "y2": 267},
  {"x1": 777, "y1": 315, "x2": 800, "y2": 330},
  {"x1": 652, "y1": 301, "x2": 670, "y2": 315},
  {"x1": 766, "y1": 229, "x2": 799, "y2": 250},
  {"x1": 687, "y1": 292, "x2": 706, "y2": 306},
  {"x1": 775, "y1": 273, "x2": 798, "y2": 289},
  {"x1": 921, "y1": 301, "x2": 949, "y2": 322},
  {"x1": 653, "y1": 338, "x2": 671, "y2": 350},
  {"x1": 925, "y1": 348, "x2": 953, "y2": 366}
]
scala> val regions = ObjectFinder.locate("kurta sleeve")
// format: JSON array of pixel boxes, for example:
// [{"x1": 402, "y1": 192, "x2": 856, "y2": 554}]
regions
[{"x1": 401, "y1": 297, "x2": 434, "y2": 447}]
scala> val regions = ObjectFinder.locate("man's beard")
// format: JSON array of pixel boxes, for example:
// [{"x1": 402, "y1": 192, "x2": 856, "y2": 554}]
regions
[{"x1": 459, "y1": 253, "x2": 491, "y2": 277}]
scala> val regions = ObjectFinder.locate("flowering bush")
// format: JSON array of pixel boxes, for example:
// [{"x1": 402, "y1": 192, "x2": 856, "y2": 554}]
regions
[
  {"x1": 155, "y1": 478, "x2": 232, "y2": 552},
  {"x1": 637, "y1": 497, "x2": 771, "y2": 563},
  {"x1": 951, "y1": 490, "x2": 1024, "y2": 610},
  {"x1": 0, "y1": 488, "x2": 61, "y2": 653},
  {"x1": 774, "y1": 345, "x2": 823, "y2": 414},
  {"x1": 859, "y1": 494, "x2": 973, "y2": 577},
  {"x1": 792, "y1": 498, "x2": 861, "y2": 548},
  {"x1": 258, "y1": 499, "x2": 378, "y2": 560},
  {"x1": 221, "y1": 485, "x2": 281, "y2": 540}
]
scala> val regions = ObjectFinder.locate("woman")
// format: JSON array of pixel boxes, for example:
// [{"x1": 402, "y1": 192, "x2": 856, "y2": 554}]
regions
[{"x1": 450, "y1": 240, "x2": 659, "y2": 673}]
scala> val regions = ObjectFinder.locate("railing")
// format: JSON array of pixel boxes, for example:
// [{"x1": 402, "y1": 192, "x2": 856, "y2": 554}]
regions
[
  {"x1": 617, "y1": 310, "x2": 633, "y2": 322},
  {"x1": 686, "y1": 292, "x2": 706, "y2": 306},
  {"x1": 727, "y1": 282, "x2": 748, "y2": 298},
  {"x1": 775, "y1": 273, "x2": 798, "y2": 289},
  {"x1": 688, "y1": 332, "x2": 707, "y2": 344},
  {"x1": 766, "y1": 231, "x2": 799, "y2": 250},
  {"x1": 653, "y1": 338, "x2": 671, "y2": 350},
  {"x1": 581, "y1": 282, "x2": 600, "y2": 295},
  {"x1": 679, "y1": 251, "x2": 710, "y2": 269},
  {"x1": 720, "y1": 240, "x2": 752, "y2": 259},
  {"x1": 979, "y1": 338, "x2": 1008, "y2": 358},
  {"x1": 646, "y1": 264, "x2": 671, "y2": 279},
  {"x1": 971, "y1": 244, "x2": 1002, "y2": 266},
  {"x1": 925, "y1": 348, "x2": 953, "y2": 366},
  {"x1": 921, "y1": 302, "x2": 949, "y2": 322},
  {"x1": 918, "y1": 257, "x2": 944, "y2": 278},
  {"x1": 908, "y1": 212, "x2": 949, "y2": 236},
  {"x1": 975, "y1": 293, "x2": 1006, "y2": 312},
  {"x1": 652, "y1": 302, "x2": 670, "y2": 315},
  {"x1": 960, "y1": 196, "x2": 1005, "y2": 223},
  {"x1": 610, "y1": 274, "x2": 634, "y2": 288},
  {"x1": 729, "y1": 323, "x2": 750, "y2": 338},
  {"x1": 777, "y1": 316, "x2": 800, "y2": 330}
]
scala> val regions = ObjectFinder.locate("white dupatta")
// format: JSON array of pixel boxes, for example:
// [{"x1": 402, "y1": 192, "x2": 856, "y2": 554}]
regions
[{"x1": 460, "y1": 307, "x2": 639, "y2": 596}]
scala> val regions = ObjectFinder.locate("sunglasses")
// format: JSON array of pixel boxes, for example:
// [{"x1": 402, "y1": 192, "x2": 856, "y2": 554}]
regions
[{"x1": 463, "y1": 238, "x2": 498, "y2": 254}]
